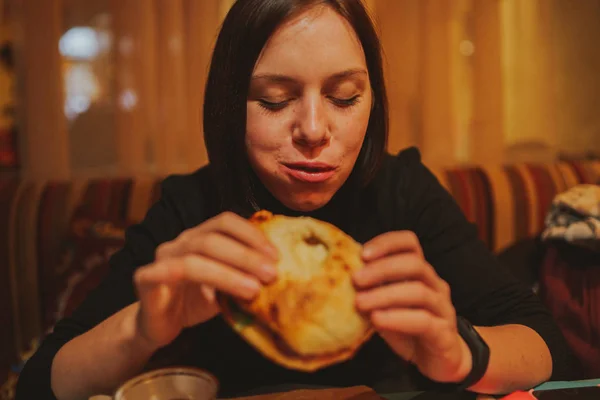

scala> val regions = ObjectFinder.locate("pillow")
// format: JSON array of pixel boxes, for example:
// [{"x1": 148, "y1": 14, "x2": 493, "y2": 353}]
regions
[
  {"x1": 539, "y1": 243, "x2": 597, "y2": 380},
  {"x1": 4, "y1": 216, "x2": 129, "y2": 400},
  {"x1": 44, "y1": 214, "x2": 130, "y2": 331}
]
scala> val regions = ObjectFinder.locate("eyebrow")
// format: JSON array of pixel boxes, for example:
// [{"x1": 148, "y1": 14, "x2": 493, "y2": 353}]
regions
[{"x1": 251, "y1": 68, "x2": 368, "y2": 83}]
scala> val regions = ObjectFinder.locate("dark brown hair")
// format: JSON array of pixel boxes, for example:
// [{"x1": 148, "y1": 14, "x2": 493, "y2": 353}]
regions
[{"x1": 203, "y1": 0, "x2": 388, "y2": 212}]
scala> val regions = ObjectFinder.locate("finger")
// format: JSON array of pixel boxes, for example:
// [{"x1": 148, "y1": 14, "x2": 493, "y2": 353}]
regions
[
  {"x1": 185, "y1": 232, "x2": 277, "y2": 283},
  {"x1": 353, "y1": 254, "x2": 447, "y2": 293},
  {"x1": 372, "y1": 310, "x2": 460, "y2": 357},
  {"x1": 371, "y1": 309, "x2": 452, "y2": 340},
  {"x1": 159, "y1": 232, "x2": 276, "y2": 283},
  {"x1": 378, "y1": 330, "x2": 417, "y2": 362},
  {"x1": 362, "y1": 231, "x2": 423, "y2": 261},
  {"x1": 356, "y1": 282, "x2": 452, "y2": 318},
  {"x1": 203, "y1": 212, "x2": 279, "y2": 259},
  {"x1": 135, "y1": 257, "x2": 260, "y2": 299},
  {"x1": 155, "y1": 240, "x2": 181, "y2": 261},
  {"x1": 134, "y1": 256, "x2": 261, "y2": 300},
  {"x1": 156, "y1": 212, "x2": 278, "y2": 262}
]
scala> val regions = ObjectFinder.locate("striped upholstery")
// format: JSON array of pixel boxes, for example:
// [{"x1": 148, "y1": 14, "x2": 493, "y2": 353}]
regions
[
  {"x1": 0, "y1": 178, "x2": 19, "y2": 380},
  {"x1": 0, "y1": 177, "x2": 165, "y2": 377},
  {"x1": 0, "y1": 159, "x2": 598, "y2": 381},
  {"x1": 430, "y1": 160, "x2": 600, "y2": 252}
]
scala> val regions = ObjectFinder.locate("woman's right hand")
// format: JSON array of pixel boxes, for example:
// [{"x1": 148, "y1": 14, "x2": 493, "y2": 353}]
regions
[{"x1": 132, "y1": 211, "x2": 278, "y2": 350}]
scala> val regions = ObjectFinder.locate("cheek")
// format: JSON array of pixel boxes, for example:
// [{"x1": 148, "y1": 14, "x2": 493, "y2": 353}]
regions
[
  {"x1": 336, "y1": 107, "x2": 371, "y2": 153},
  {"x1": 247, "y1": 108, "x2": 279, "y2": 149},
  {"x1": 246, "y1": 106, "x2": 288, "y2": 166}
]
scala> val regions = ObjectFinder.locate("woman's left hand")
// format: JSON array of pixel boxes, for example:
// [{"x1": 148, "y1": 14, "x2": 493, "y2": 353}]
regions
[{"x1": 353, "y1": 231, "x2": 472, "y2": 384}]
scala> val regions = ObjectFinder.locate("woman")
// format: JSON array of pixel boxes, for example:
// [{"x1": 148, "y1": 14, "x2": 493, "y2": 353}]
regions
[{"x1": 17, "y1": 0, "x2": 577, "y2": 399}]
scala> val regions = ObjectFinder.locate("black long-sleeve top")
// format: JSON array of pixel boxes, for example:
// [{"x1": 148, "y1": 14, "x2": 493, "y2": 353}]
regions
[{"x1": 16, "y1": 148, "x2": 579, "y2": 399}]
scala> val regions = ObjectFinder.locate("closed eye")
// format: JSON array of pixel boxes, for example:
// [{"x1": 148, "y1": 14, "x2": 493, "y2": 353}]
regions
[
  {"x1": 330, "y1": 95, "x2": 360, "y2": 108},
  {"x1": 258, "y1": 95, "x2": 361, "y2": 112},
  {"x1": 258, "y1": 99, "x2": 289, "y2": 111}
]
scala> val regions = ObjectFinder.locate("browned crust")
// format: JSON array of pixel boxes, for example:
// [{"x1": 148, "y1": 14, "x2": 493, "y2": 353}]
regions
[
  {"x1": 249, "y1": 210, "x2": 273, "y2": 224},
  {"x1": 219, "y1": 210, "x2": 373, "y2": 371},
  {"x1": 219, "y1": 295, "x2": 374, "y2": 372}
]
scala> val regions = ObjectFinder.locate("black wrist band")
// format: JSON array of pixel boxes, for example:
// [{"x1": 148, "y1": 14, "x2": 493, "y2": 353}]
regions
[{"x1": 453, "y1": 316, "x2": 490, "y2": 391}]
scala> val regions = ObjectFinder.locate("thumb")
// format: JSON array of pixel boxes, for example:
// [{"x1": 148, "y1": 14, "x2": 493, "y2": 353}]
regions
[
  {"x1": 138, "y1": 282, "x2": 172, "y2": 316},
  {"x1": 379, "y1": 330, "x2": 417, "y2": 363}
]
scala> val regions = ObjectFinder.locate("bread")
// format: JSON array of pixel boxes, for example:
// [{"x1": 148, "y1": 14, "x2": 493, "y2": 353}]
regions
[{"x1": 219, "y1": 210, "x2": 373, "y2": 371}]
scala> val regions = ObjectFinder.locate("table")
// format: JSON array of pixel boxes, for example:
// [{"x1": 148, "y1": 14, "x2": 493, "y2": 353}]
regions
[
  {"x1": 87, "y1": 379, "x2": 600, "y2": 399},
  {"x1": 228, "y1": 379, "x2": 600, "y2": 400},
  {"x1": 380, "y1": 379, "x2": 600, "y2": 400}
]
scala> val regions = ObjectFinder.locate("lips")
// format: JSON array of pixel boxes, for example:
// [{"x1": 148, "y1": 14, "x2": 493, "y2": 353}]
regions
[{"x1": 282, "y1": 161, "x2": 336, "y2": 183}]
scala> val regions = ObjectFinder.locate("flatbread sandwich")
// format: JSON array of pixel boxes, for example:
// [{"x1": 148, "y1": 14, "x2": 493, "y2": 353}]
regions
[{"x1": 219, "y1": 210, "x2": 373, "y2": 372}]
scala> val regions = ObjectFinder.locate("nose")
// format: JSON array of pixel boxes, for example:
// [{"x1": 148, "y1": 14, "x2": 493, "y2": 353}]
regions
[{"x1": 292, "y1": 94, "x2": 330, "y2": 148}]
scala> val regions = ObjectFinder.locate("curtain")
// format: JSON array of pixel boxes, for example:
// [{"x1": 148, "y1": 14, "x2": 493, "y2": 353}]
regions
[
  {"x1": 15, "y1": 0, "x2": 600, "y2": 180},
  {"x1": 18, "y1": 0, "x2": 225, "y2": 179}
]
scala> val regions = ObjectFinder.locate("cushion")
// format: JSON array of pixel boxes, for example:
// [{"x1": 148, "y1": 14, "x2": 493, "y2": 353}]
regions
[
  {"x1": 43, "y1": 213, "x2": 130, "y2": 332},
  {"x1": 539, "y1": 243, "x2": 599, "y2": 379},
  {"x1": 6, "y1": 211, "x2": 130, "y2": 400}
]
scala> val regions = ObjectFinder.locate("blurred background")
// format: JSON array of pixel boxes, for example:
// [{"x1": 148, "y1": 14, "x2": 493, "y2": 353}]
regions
[
  {"x1": 0, "y1": 0, "x2": 599, "y2": 180},
  {"x1": 1, "y1": 1, "x2": 600, "y2": 398}
]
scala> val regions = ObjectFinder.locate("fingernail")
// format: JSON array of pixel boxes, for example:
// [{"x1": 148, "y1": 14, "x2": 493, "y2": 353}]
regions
[
  {"x1": 362, "y1": 247, "x2": 373, "y2": 259},
  {"x1": 266, "y1": 245, "x2": 279, "y2": 260},
  {"x1": 352, "y1": 270, "x2": 364, "y2": 285},
  {"x1": 355, "y1": 293, "x2": 365, "y2": 308},
  {"x1": 242, "y1": 279, "x2": 261, "y2": 297},
  {"x1": 260, "y1": 264, "x2": 277, "y2": 282},
  {"x1": 201, "y1": 285, "x2": 216, "y2": 303}
]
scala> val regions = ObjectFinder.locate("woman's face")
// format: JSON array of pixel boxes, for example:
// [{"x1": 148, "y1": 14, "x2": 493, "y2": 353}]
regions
[{"x1": 246, "y1": 5, "x2": 372, "y2": 212}]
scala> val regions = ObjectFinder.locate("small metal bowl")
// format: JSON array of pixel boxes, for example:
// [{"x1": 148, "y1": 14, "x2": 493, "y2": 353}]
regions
[{"x1": 113, "y1": 367, "x2": 218, "y2": 400}]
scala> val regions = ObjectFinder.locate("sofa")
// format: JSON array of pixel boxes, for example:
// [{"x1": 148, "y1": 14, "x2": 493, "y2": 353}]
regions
[{"x1": 1, "y1": 158, "x2": 599, "y2": 398}]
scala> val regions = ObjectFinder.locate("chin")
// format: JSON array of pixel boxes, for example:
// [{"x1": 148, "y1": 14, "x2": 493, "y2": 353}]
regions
[{"x1": 281, "y1": 192, "x2": 335, "y2": 212}]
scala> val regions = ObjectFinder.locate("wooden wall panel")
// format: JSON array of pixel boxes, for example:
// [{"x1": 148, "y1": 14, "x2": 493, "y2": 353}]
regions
[{"x1": 19, "y1": 0, "x2": 70, "y2": 179}]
